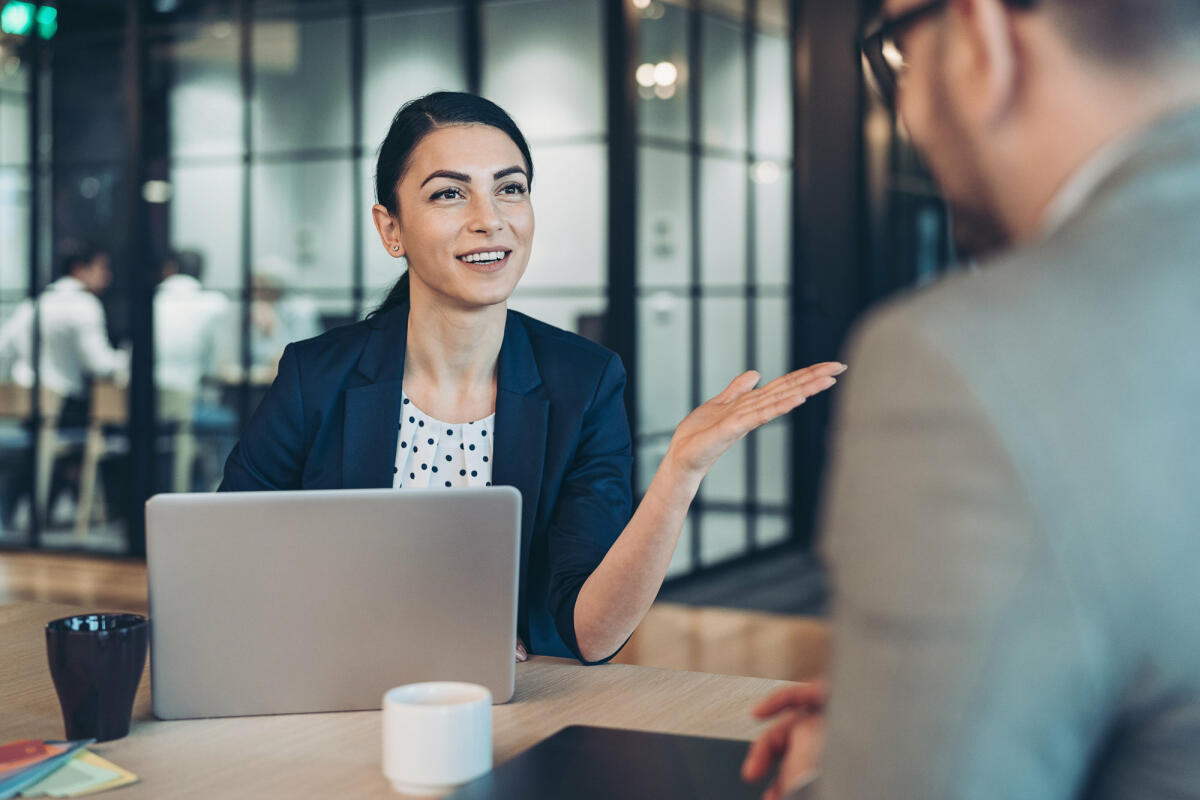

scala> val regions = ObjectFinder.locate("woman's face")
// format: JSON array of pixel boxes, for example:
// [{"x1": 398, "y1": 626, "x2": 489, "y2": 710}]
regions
[{"x1": 378, "y1": 124, "x2": 534, "y2": 310}]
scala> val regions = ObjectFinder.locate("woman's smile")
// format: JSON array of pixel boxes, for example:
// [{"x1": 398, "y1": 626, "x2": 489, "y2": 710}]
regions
[{"x1": 456, "y1": 247, "x2": 513, "y2": 273}]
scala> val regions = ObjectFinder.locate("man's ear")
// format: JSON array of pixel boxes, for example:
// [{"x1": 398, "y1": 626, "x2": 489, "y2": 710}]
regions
[
  {"x1": 371, "y1": 204, "x2": 405, "y2": 258},
  {"x1": 949, "y1": 0, "x2": 1020, "y2": 127}
]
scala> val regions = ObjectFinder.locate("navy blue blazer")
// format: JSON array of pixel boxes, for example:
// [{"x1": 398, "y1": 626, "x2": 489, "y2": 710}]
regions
[{"x1": 218, "y1": 304, "x2": 634, "y2": 663}]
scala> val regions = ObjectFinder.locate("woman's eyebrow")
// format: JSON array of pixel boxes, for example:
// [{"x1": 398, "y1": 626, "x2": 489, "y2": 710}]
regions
[
  {"x1": 493, "y1": 166, "x2": 527, "y2": 180},
  {"x1": 420, "y1": 169, "x2": 471, "y2": 187},
  {"x1": 419, "y1": 166, "x2": 526, "y2": 187}
]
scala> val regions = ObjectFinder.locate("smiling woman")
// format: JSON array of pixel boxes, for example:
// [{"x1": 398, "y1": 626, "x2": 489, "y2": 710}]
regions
[
  {"x1": 368, "y1": 94, "x2": 536, "y2": 323},
  {"x1": 218, "y1": 91, "x2": 845, "y2": 665}
]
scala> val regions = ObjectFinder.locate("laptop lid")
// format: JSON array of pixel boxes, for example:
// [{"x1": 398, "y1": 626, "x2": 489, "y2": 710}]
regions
[
  {"x1": 445, "y1": 726, "x2": 769, "y2": 800},
  {"x1": 145, "y1": 487, "x2": 520, "y2": 720}
]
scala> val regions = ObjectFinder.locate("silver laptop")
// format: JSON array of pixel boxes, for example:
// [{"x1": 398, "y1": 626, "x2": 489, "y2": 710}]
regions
[{"x1": 145, "y1": 487, "x2": 520, "y2": 720}]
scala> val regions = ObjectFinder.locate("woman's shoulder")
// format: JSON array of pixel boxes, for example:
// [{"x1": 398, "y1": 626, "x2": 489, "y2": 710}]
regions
[
  {"x1": 509, "y1": 310, "x2": 622, "y2": 377},
  {"x1": 283, "y1": 315, "x2": 376, "y2": 376}
]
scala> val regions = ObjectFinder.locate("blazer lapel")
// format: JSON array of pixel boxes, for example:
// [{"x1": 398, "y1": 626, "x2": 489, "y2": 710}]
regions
[
  {"x1": 343, "y1": 306, "x2": 408, "y2": 489},
  {"x1": 491, "y1": 313, "x2": 547, "y2": 612}
]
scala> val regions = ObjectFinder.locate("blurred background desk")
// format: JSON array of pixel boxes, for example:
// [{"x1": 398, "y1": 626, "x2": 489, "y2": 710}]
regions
[{"x1": 3, "y1": 601, "x2": 801, "y2": 799}]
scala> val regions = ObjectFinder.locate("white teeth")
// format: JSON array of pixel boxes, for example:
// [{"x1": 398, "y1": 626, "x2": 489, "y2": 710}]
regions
[{"x1": 460, "y1": 251, "x2": 506, "y2": 263}]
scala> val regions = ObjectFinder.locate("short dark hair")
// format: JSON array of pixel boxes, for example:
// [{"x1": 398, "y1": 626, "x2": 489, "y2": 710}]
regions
[
  {"x1": 166, "y1": 249, "x2": 205, "y2": 281},
  {"x1": 57, "y1": 242, "x2": 104, "y2": 278},
  {"x1": 369, "y1": 91, "x2": 534, "y2": 319},
  {"x1": 867, "y1": 0, "x2": 1200, "y2": 64},
  {"x1": 1041, "y1": 0, "x2": 1200, "y2": 65}
]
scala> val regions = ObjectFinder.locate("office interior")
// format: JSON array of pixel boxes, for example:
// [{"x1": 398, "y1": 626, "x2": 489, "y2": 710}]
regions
[{"x1": 0, "y1": 0, "x2": 951, "y2": 601}]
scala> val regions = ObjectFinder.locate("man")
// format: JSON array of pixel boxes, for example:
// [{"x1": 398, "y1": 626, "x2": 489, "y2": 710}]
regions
[
  {"x1": 743, "y1": 0, "x2": 1200, "y2": 798},
  {"x1": 246, "y1": 256, "x2": 320, "y2": 376},
  {"x1": 154, "y1": 249, "x2": 237, "y2": 491},
  {"x1": 0, "y1": 245, "x2": 125, "y2": 401},
  {"x1": 154, "y1": 249, "x2": 230, "y2": 395}
]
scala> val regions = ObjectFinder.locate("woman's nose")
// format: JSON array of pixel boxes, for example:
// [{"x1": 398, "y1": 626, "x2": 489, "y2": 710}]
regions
[{"x1": 468, "y1": 194, "x2": 503, "y2": 234}]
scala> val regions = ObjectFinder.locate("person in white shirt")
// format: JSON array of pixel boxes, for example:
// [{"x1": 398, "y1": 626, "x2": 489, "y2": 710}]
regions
[
  {"x1": 0, "y1": 246, "x2": 125, "y2": 401},
  {"x1": 154, "y1": 250, "x2": 231, "y2": 395},
  {"x1": 0, "y1": 246, "x2": 124, "y2": 527},
  {"x1": 247, "y1": 257, "x2": 321, "y2": 376},
  {"x1": 154, "y1": 250, "x2": 238, "y2": 491}
]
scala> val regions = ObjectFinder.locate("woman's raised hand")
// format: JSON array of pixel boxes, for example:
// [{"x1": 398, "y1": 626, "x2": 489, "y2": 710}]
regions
[
  {"x1": 570, "y1": 361, "x2": 844, "y2": 663},
  {"x1": 666, "y1": 362, "x2": 846, "y2": 479}
]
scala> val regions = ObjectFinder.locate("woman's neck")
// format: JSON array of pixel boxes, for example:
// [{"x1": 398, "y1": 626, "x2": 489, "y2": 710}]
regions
[{"x1": 402, "y1": 281, "x2": 505, "y2": 422}]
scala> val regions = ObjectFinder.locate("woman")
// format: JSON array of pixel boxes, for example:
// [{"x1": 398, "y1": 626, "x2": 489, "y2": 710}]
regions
[{"x1": 220, "y1": 92, "x2": 845, "y2": 665}]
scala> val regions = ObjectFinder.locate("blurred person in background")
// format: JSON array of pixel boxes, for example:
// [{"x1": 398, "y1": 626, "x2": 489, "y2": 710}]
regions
[
  {"x1": 245, "y1": 256, "x2": 320, "y2": 378},
  {"x1": 155, "y1": 249, "x2": 230, "y2": 397},
  {"x1": 743, "y1": 0, "x2": 1200, "y2": 798},
  {"x1": 155, "y1": 249, "x2": 236, "y2": 490},
  {"x1": 0, "y1": 243, "x2": 126, "y2": 525},
  {"x1": 0, "y1": 244, "x2": 125, "y2": 412}
]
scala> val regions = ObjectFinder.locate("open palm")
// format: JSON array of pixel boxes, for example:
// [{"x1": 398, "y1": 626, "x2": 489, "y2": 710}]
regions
[{"x1": 668, "y1": 362, "x2": 846, "y2": 478}]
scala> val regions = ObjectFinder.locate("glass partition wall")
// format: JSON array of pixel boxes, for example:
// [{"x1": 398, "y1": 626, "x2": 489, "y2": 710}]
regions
[
  {"x1": 635, "y1": 0, "x2": 793, "y2": 576},
  {"x1": 0, "y1": 0, "x2": 812, "y2": 579},
  {"x1": 0, "y1": 34, "x2": 42, "y2": 548}
]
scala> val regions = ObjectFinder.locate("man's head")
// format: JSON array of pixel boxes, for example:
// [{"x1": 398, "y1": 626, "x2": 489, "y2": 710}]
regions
[
  {"x1": 865, "y1": 0, "x2": 1200, "y2": 255},
  {"x1": 59, "y1": 245, "x2": 112, "y2": 295},
  {"x1": 162, "y1": 249, "x2": 205, "y2": 282}
]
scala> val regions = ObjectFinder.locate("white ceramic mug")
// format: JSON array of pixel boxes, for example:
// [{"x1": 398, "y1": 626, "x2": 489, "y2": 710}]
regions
[{"x1": 382, "y1": 682, "x2": 493, "y2": 796}]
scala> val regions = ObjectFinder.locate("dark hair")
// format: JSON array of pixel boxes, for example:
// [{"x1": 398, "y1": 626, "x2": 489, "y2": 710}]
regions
[
  {"x1": 1039, "y1": 0, "x2": 1200, "y2": 65},
  {"x1": 866, "y1": 0, "x2": 1200, "y2": 64},
  {"x1": 369, "y1": 91, "x2": 534, "y2": 319},
  {"x1": 56, "y1": 242, "x2": 104, "y2": 279},
  {"x1": 166, "y1": 249, "x2": 205, "y2": 281}
]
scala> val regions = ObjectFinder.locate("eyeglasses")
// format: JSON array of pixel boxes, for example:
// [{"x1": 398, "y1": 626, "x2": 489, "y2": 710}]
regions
[
  {"x1": 861, "y1": 0, "x2": 1037, "y2": 109},
  {"x1": 860, "y1": 0, "x2": 951, "y2": 109}
]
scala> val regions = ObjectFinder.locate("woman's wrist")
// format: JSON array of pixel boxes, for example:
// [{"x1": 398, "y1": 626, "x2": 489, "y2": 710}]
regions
[{"x1": 653, "y1": 447, "x2": 706, "y2": 503}]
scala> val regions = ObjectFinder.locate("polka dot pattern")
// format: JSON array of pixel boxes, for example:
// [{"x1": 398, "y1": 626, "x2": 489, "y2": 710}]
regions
[{"x1": 393, "y1": 391, "x2": 495, "y2": 490}]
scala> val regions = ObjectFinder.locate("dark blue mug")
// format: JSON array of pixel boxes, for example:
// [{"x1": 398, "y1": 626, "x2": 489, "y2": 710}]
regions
[{"x1": 45, "y1": 614, "x2": 149, "y2": 742}]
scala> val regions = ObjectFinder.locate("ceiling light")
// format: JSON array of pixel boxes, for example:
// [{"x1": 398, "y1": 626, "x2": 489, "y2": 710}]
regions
[
  {"x1": 142, "y1": 180, "x2": 173, "y2": 204},
  {"x1": 635, "y1": 63, "x2": 656, "y2": 88},
  {"x1": 653, "y1": 61, "x2": 677, "y2": 87}
]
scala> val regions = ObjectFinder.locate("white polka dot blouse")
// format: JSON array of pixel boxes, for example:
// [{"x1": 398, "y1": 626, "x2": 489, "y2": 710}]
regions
[{"x1": 393, "y1": 391, "x2": 494, "y2": 489}]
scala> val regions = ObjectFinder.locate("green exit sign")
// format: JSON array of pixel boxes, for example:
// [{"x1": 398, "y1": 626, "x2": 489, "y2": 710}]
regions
[{"x1": 0, "y1": 2, "x2": 57, "y2": 39}]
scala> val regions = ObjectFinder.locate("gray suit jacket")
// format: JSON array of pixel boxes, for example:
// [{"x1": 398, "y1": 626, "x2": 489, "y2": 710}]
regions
[{"x1": 797, "y1": 105, "x2": 1200, "y2": 800}]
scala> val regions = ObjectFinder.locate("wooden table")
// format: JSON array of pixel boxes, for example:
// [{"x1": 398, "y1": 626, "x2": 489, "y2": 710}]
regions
[{"x1": 2, "y1": 602, "x2": 794, "y2": 798}]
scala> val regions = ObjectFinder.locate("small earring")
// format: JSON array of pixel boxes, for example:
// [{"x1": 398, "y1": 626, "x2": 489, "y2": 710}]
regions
[{"x1": 392, "y1": 245, "x2": 400, "y2": 252}]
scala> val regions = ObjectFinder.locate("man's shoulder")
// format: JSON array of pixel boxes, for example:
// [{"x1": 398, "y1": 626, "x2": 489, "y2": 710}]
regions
[{"x1": 849, "y1": 223, "x2": 1138, "y2": 372}]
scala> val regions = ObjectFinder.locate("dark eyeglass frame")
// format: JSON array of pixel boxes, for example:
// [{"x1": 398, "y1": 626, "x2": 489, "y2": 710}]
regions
[
  {"x1": 860, "y1": 0, "x2": 952, "y2": 109},
  {"x1": 861, "y1": 0, "x2": 1037, "y2": 109}
]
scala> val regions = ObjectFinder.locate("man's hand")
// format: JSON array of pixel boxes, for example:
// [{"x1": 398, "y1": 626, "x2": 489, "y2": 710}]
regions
[{"x1": 742, "y1": 681, "x2": 829, "y2": 800}]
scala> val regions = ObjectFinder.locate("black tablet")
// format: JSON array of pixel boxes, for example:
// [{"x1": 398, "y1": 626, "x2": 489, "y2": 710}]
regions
[{"x1": 445, "y1": 725, "x2": 768, "y2": 800}]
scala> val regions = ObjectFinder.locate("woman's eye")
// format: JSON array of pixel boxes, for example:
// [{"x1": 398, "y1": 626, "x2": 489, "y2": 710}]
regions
[
  {"x1": 498, "y1": 182, "x2": 528, "y2": 196},
  {"x1": 431, "y1": 187, "x2": 463, "y2": 201}
]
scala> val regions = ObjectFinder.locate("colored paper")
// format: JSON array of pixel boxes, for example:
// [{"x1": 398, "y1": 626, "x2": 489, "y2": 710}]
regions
[
  {"x1": 57, "y1": 752, "x2": 138, "y2": 797},
  {"x1": 18, "y1": 755, "x2": 118, "y2": 797},
  {"x1": 0, "y1": 743, "x2": 69, "y2": 783},
  {"x1": 0, "y1": 743, "x2": 91, "y2": 800},
  {"x1": 17, "y1": 750, "x2": 138, "y2": 798}
]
